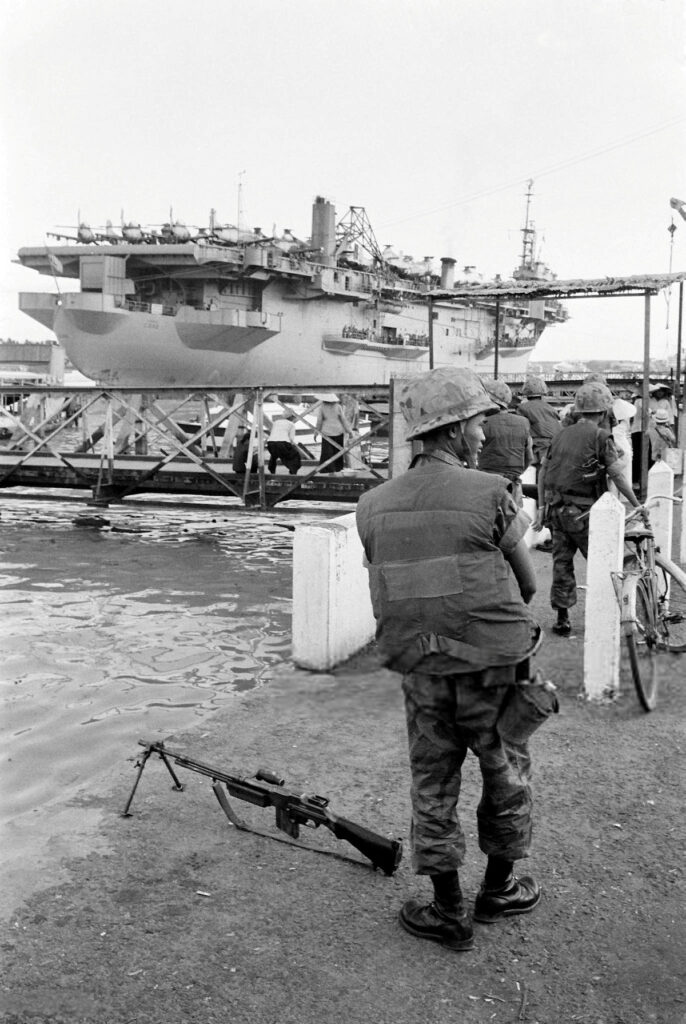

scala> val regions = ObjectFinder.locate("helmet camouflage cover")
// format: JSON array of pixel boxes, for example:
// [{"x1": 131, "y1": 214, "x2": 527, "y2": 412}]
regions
[
  {"x1": 521, "y1": 374, "x2": 548, "y2": 397},
  {"x1": 481, "y1": 377, "x2": 513, "y2": 409},
  {"x1": 400, "y1": 366, "x2": 497, "y2": 440},
  {"x1": 574, "y1": 381, "x2": 613, "y2": 414}
]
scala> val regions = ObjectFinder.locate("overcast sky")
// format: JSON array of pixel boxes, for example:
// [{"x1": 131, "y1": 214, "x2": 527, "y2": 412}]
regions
[{"x1": 1, "y1": 0, "x2": 684, "y2": 364}]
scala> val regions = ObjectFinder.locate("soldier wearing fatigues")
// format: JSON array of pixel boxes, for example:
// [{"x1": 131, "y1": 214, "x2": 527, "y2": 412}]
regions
[
  {"x1": 478, "y1": 378, "x2": 533, "y2": 507},
  {"x1": 403, "y1": 669, "x2": 534, "y2": 875},
  {"x1": 536, "y1": 382, "x2": 643, "y2": 636},
  {"x1": 357, "y1": 367, "x2": 547, "y2": 953}
]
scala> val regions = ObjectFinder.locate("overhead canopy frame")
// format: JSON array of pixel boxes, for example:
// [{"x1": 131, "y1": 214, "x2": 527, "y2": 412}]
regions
[
  {"x1": 428, "y1": 270, "x2": 686, "y2": 497},
  {"x1": 428, "y1": 271, "x2": 686, "y2": 302}
]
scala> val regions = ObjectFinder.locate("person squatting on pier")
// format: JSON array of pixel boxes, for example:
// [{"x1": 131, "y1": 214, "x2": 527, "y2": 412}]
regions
[
  {"x1": 478, "y1": 378, "x2": 533, "y2": 507},
  {"x1": 356, "y1": 367, "x2": 545, "y2": 952},
  {"x1": 534, "y1": 381, "x2": 643, "y2": 637},
  {"x1": 266, "y1": 410, "x2": 302, "y2": 475}
]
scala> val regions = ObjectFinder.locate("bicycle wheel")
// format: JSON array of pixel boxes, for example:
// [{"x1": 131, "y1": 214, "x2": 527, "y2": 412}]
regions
[
  {"x1": 625, "y1": 576, "x2": 659, "y2": 711},
  {"x1": 655, "y1": 553, "x2": 686, "y2": 653}
]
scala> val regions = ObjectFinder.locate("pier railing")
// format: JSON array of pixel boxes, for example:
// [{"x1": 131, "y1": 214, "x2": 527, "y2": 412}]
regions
[{"x1": 0, "y1": 385, "x2": 390, "y2": 509}]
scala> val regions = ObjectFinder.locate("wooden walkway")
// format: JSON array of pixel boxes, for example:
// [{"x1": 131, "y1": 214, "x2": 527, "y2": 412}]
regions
[{"x1": 0, "y1": 384, "x2": 388, "y2": 508}]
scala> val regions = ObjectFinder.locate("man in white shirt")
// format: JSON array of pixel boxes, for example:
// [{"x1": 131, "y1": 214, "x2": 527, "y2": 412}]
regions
[{"x1": 267, "y1": 411, "x2": 302, "y2": 475}]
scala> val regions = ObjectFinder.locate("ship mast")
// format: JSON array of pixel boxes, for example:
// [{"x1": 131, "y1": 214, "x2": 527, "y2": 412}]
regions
[
  {"x1": 519, "y1": 178, "x2": 535, "y2": 272},
  {"x1": 237, "y1": 171, "x2": 245, "y2": 233}
]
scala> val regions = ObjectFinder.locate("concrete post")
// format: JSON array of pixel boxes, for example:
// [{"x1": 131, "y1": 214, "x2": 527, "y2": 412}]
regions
[
  {"x1": 583, "y1": 492, "x2": 624, "y2": 701},
  {"x1": 681, "y1": 479, "x2": 686, "y2": 566},
  {"x1": 646, "y1": 459, "x2": 674, "y2": 561},
  {"x1": 389, "y1": 377, "x2": 413, "y2": 478},
  {"x1": 292, "y1": 512, "x2": 375, "y2": 670},
  {"x1": 521, "y1": 465, "x2": 550, "y2": 548}
]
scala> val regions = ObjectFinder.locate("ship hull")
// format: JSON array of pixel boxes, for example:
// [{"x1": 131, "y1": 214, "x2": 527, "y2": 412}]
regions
[{"x1": 20, "y1": 290, "x2": 540, "y2": 386}]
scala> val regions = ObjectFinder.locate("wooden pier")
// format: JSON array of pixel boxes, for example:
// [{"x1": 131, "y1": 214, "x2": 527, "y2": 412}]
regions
[
  {"x1": 0, "y1": 384, "x2": 390, "y2": 508},
  {"x1": 1, "y1": 372, "x2": 679, "y2": 509}
]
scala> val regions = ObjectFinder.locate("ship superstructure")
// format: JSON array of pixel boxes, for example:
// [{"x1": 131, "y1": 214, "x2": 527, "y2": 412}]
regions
[{"x1": 16, "y1": 195, "x2": 567, "y2": 386}]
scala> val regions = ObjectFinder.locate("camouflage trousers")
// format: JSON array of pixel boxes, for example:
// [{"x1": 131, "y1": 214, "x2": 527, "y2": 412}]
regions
[
  {"x1": 549, "y1": 503, "x2": 590, "y2": 610},
  {"x1": 402, "y1": 671, "x2": 533, "y2": 875}
]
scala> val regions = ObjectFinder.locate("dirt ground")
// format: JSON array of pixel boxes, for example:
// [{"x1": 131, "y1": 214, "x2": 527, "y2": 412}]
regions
[{"x1": 1, "y1": 547, "x2": 685, "y2": 1024}]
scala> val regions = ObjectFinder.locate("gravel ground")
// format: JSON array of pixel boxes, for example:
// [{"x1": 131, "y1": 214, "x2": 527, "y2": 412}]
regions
[{"x1": 2, "y1": 547, "x2": 685, "y2": 1024}]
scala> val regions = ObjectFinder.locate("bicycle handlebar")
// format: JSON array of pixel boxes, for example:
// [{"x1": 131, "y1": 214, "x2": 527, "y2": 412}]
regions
[{"x1": 625, "y1": 494, "x2": 683, "y2": 524}]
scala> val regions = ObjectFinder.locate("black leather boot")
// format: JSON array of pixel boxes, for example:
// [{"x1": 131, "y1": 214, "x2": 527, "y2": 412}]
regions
[
  {"x1": 399, "y1": 872, "x2": 474, "y2": 951},
  {"x1": 474, "y1": 873, "x2": 541, "y2": 923}
]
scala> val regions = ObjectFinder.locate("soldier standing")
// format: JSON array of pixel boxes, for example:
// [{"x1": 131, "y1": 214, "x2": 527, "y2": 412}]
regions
[
  {"x1": 356, "y1": 367, "x2": 545, "y2": 953},
  {"x1": 516, "y1": 375, "x2": 561, "y2": 473},
  {"x1": 478, "y1": 378, "x2": 533, "y2": 506},
  {"x1": 534, "y1": 382, "x2": 643, "y2": 636}
]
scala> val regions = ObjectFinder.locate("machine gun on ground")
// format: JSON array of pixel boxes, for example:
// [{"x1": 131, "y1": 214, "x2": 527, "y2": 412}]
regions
[{"x1": 122, "y1": 740, "x2": 402, "y2": 876}]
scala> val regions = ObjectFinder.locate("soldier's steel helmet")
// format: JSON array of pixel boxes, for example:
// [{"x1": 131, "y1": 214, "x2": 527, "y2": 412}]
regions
[
  {"x1": 400, "y1": 367, "x2": 497, "y2": 440},
  {"x1": 481, "y1": 377, "x2": 512, "y2": 409},
  {"x1": 521, "y1": 375, "x2": 548, "y2": 397},
  {"x1": 574, "y1": 381, "x2": 613, "y2": 414}
]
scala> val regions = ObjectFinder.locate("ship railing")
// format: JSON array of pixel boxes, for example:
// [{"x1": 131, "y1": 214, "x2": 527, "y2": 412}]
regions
[{"x1": 119, "y1": 298, "x2": 178, "y2": 316}]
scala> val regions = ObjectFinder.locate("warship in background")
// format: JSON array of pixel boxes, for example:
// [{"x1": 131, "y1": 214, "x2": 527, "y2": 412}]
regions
[{"x1": 15, "y1": 189, "x2": 567, "y2": 386}]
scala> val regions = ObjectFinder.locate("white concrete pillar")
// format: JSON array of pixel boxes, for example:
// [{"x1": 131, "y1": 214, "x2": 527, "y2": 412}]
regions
[
  {"x1": 647, "y1": 459, "x2": 674, "y2": 561},
  {"x1": 292, "y1": 512, "x2": 375, "y2": 670},
  {"x1": 521, "y1": 465, "x2": 550, "y2": 548},
  {"x1": 583, "y1": 492, "x2": 625, "y2": 701},
  {"x1": 389, "y1": 376, "x2": 413, "y2": 478}
]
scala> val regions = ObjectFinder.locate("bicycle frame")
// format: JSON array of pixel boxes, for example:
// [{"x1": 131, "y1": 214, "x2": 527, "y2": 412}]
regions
[{"x1": 612, "y1": 493, "x2": 684, "y2": 710}]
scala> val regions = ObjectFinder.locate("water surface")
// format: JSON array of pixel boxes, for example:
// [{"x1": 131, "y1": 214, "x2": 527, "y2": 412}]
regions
[{"x1": 0, "y1": 496, "x2": 339, "y2": 826}]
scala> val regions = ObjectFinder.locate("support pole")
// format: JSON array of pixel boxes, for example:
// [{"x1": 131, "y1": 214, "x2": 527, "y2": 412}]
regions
[
  {"x1": 428, "y1": 296, "x2": 434, "y2": 369},
  {"x1": 640, "y1": 290, "x2": 652, "y2": 499},
  {"x1": 494, "y1": 297, "x2": 500, "y2": 379},
  {"x1": 256, "y1": 389, "x2": 266, "y2": 508},
  {"x1": 105, "y1": 399, "x2": 114, "y2": 483},
  {"x1": 676, "y1": 281, "x2": 683, "y2": 441}
]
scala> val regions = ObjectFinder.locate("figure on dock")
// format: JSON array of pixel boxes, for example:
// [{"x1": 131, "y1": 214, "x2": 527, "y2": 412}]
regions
[
  {"x1": 315, "y1": 394, "x2": 352, "y2": 474},
  {"x1": 357, "y1": 366, "x2": 546, "y2": 953},
  {"x1": 647, "y1": 408, "x2": 676, "y2": 466},
  {"x1": 478, "y1": 378, "x2": 532, "y2": 507},
  {"x1": 534, "y1": 381, "x2": 643, "y2": 637},
  {"x1": 266, "y1": 410, "x2": 302, "y2": 475},
  {"x1": 515, "y1": 375, "x2": 561, "y2": 473},
  {"x1": 232, "y1": 426, "x2": 258, "y2": 475}
]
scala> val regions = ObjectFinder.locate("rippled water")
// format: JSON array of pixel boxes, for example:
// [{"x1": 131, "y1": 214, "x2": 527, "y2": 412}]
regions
[{"x1": 0, "y1": 495, "x2": 341, "y2": 826}]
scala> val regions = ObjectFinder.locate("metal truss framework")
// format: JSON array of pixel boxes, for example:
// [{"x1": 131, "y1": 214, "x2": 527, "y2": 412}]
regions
[{"x1": 0, "y1": 385, "x2": 390, "y2": 509}]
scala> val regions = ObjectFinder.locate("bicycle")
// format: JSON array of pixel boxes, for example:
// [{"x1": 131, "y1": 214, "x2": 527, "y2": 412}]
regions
[{"x1": 614, "y1": 494, "x2": 686, "y2": 711}]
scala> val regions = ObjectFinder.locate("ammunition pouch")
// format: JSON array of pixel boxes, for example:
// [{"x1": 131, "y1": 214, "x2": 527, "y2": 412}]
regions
[{"x1": 496, "y1": 672, "x2": 559, "y2": 745}]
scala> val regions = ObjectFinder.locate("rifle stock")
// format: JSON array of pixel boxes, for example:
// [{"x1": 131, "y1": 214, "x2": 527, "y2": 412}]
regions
[{"x1": 327, "y1": 815, "x2": 402, "y2": 877}]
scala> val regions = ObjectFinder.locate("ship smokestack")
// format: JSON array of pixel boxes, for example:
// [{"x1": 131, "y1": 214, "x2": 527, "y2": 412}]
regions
[
  {"x1": 440, "y1": 257, "x2": 456, "y2": 289},
  {"x1": 311, "y1": 196, "x2": 336, "y2": 267}
]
